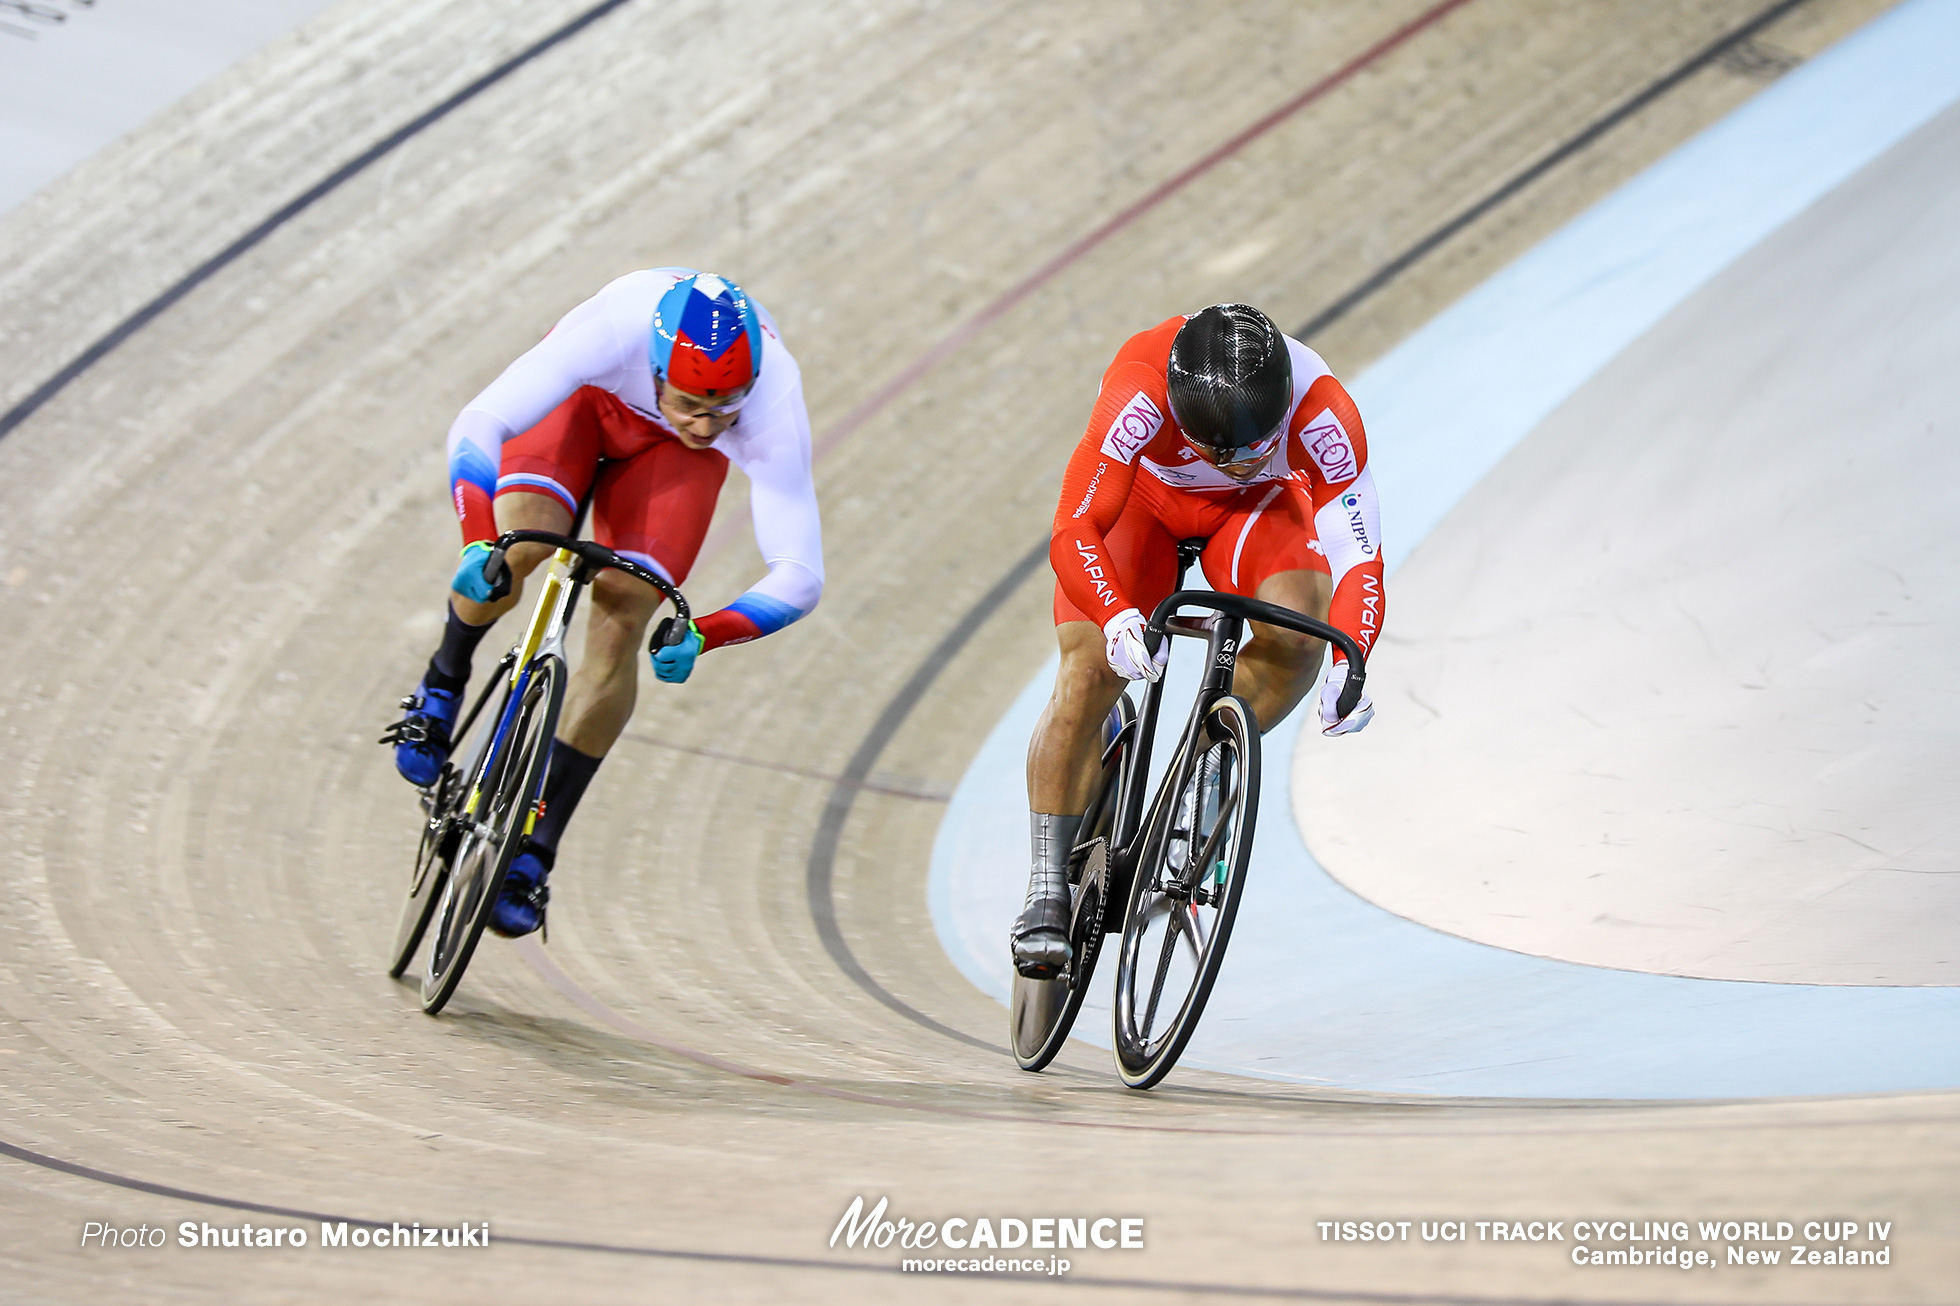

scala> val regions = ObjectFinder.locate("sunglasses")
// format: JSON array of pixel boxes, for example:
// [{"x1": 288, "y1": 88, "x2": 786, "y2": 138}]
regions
[
  {"x1": 1193, "y1": 423, "x2": 1286, "y2": 476},
  {"x1": 660, "y1": 379, "x2": 753, "y2": 418}
]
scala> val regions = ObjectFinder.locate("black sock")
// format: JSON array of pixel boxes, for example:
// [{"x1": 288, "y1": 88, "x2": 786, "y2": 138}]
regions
[
  {"x1": 428, "y1": 601, "x2": 494, "y2": 688},
  {"x1": 529, "y1": 739, "x2": 603, "y2": 855}
]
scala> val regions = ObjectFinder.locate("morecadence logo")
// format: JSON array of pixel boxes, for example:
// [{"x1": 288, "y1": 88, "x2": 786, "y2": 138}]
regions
[{"x1": 830, "y1": 1195, "x2": 1143, "y2": 1277}]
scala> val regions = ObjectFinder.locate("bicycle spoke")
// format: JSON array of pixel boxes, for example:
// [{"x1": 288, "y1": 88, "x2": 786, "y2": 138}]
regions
[
  {"x1": 1182, "y1": 903, "x2": 1207, "y2": 963},
  {"x1": 1140, "y1": 905, "x2": 1182, "y2": 1041},
  {"x1": 1189, "y1": 801, "x2": 1234, "y2": 889}
]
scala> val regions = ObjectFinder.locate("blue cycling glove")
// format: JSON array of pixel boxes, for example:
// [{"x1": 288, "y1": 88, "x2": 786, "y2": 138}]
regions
[
  {"x1": 651, "y1": 620, "x2": 703, "y2": 684},
  {"x1": 451, "y1": 540, "x2": 498, "y2": 603}
]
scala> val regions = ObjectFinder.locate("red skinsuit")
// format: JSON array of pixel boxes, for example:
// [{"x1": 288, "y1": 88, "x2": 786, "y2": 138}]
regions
[{"x1": 1051, "y1": 316, "x2": 1386, "y2": 666}]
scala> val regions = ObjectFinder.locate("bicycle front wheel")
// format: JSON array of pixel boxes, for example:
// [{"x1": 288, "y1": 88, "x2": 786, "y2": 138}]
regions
[
  {"x1": 421, "y1": 654, "x2": 565, "y2": 1014},
  {"x1": 1111, "y1": 694, "x2": 1258, "y2": 1089}
]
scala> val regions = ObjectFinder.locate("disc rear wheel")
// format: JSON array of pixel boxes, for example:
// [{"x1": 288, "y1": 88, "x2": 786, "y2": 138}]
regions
[{"x1": 1011, "y1": 693, "x2": 1135, "y2": 1071}]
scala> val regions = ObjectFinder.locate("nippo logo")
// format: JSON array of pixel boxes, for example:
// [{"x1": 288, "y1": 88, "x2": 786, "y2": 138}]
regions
[
  {"x1": 1100, "y1": 392, "x2": 1163, "y2": 464},
  {"x1": 1342, "y1": 492, "x2": 1375, "y2": 557},
  {"x1": 1304, "y1": 413, "x2": 1356, "y2": 482}
]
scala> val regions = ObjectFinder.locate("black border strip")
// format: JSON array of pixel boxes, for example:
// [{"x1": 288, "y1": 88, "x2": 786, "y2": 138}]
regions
[
  {"x1": 0, "y1": 0, "x2": 638, "y2": 442},
  {"x1": 803, "y1": 537, "x2": 1051, "y2": 1056},
  {"x1": 1296, "y1": 0, "x2": 1812, "y2": 340}
]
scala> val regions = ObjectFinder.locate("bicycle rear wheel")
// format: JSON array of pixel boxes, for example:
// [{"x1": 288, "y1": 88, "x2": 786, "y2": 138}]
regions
[
  {"x1": 1111, "y1": 694, "x2": 1258, "y2": 1089},
  {"x1": 421, "y1": 654, "x2": 564, "y2": 1014},
  {"x1": 388, "y1": 760, "x2": 464, "y2": 978},
  {"x1": 387, "y1": 657, "x2": 514, "y2": 979},
  {"x1": 1010, "y1": 693, "x2": 1135, "y2": 1071}
]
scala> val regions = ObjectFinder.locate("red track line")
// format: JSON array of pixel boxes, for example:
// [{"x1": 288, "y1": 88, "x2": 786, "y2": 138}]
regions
[
  {"x1": 698, "y1": 0, "x2": 1473, "y2": 565},
  {"x1": 808, "y1": 0, "x2": 1477, "y2": 464}
]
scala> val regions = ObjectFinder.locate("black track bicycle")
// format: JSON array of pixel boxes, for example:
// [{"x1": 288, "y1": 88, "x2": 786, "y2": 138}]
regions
[
  {"x1": 1010, "y1": 538, "x2": 1367, "y2": 1088},
  {"x1": 385, "y1": 528, "x2": 690, "y2": 1014}
]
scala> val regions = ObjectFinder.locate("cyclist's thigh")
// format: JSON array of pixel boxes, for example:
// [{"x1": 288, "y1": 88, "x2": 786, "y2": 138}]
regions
[
  {"x1": 493, "y1": 485, "x2": 573, "y2": 535},
  {"x1": 1052, "y1": 478, "x2": 1184, "y2": 627},
  {"x1": 1251, "y1": 566, "x2": 1330, "y2": 622},
  {"x1": 490, "y1": 469, "x2": 575, "y2": 583},
  {"x1": 591, "y1": 428, "x2": 731, "y2": 586},
  {"x1": 495, "y1": 386, "x2": 610, "y2": 517}
]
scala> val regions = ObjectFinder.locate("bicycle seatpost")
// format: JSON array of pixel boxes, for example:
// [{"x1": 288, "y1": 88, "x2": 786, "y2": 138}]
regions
[{"x1": 1174, "y1": 537, "x2": 1205, "y2": 581}]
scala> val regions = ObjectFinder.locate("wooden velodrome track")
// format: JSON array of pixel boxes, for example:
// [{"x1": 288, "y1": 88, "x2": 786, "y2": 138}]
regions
[{"x1": 1, "y1": 0, "x2": 1946, "y2": 1301}]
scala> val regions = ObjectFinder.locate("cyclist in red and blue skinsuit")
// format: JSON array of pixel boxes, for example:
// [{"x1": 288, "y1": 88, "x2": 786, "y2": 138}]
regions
[{"x1": 386, "y1": 269, "x2": 823, "y2": 937}]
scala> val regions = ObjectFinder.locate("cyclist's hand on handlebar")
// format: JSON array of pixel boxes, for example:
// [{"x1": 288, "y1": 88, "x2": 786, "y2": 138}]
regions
[
  {"x1": 1103, "y1": 609, "x2": 1169, "y2": 683},
  {"x1": 651, "y1": 620, "x2": 703, "y2": 684},
  {"x1": 1318, "y1": 659, "x2": 1374, "y2": 736},
  {"x1": 451, "y1": 540, "x2": 502, "y2": 604}
]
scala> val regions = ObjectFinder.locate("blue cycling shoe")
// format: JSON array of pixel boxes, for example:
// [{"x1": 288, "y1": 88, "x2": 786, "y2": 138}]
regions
[
  {"x1": 380, "y1": 673, "x2": 464, "y2": 787},
  {"x1": 489, "y1": 843, "x2": 552, "y2": 938}
]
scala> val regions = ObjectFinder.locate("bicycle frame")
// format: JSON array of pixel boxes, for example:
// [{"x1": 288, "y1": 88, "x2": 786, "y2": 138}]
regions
[
  {"x1": 459, "y1": 549, "x2": 580, "y2": 826},
  {"x1": 1103, "y1": 546, "x2": 1368, "y2": 879},
  {"x1": 1012, "y1": 543, "x2": 1372, "y2": 1073},
  {"x1": 451, "y1": 529, "x2": 691, "y2": 827},
  {"x1": 393, "y1": 503, "x2": 698, "y2": 1006}
]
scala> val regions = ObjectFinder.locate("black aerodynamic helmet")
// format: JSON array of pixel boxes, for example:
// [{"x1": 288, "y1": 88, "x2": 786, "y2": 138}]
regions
[{"x1": 1165, "y1": 304, "x2": 1293, "y2": 458}]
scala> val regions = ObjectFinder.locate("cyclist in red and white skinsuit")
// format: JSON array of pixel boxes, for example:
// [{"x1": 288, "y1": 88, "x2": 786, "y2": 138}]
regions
[{"x1": 1011, "y1": 303, "x2": 1383, "y2": 977}]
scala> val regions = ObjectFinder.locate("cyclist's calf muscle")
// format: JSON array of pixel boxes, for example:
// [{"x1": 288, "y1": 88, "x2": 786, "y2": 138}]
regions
[
  {"x1": 558, "y1": 565, "x2": 665, "y2": 756},
  {"x1": 1027, "y1": 622, "x2": 1129, "y2": 814}
]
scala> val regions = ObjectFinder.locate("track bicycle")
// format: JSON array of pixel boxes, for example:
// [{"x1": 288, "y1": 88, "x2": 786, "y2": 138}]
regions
[
  {"x1": 384, "y1": 526, "x2": 691, "y2": 1014},
  {"x1": 1010, "y1": 538, "x2": 1367, "y2": 1088}
]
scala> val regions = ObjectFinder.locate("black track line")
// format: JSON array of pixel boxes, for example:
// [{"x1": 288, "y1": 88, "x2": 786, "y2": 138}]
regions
[
  {"x1": 1296, "y1": 0, "x2": 1814, "y2": 340},
  {"x1": 803, "y1": 537, "x2": 1050, "y2": 1056},
  {"x1": 0, "y1": 0, "x2": 639, "y2": 443}
]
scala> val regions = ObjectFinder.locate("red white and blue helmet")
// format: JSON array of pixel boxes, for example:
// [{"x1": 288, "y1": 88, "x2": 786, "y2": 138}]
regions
[{"x1": 649, "y1": 271, "x2": 763, "y2": 398}]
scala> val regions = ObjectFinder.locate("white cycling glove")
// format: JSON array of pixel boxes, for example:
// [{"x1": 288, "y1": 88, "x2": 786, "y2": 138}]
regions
[
  {"x1": 1318, "y1": 659, "x2": 1375, "y2": 736},
  {"x1": 1102, "y1": 608, "x2": 1168, "y2": 682}
]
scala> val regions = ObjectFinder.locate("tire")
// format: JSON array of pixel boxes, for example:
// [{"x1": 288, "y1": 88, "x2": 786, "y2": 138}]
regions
[
  {"x1": 387, "y1": 757, "x2": 465, "y2": 978},
  {"x1": 420, "y1": 655, "x2": 564, "y2": 1015},
  {"x1": 1010, "y1": 693, "x2": 1135, "y2": 1071},
  {"x1": 387, "y1": 652, "x2": 514, "y2": 979},
  {"x1": 1111, "y1": 694, "x2": 1259, "y2": 1090}
]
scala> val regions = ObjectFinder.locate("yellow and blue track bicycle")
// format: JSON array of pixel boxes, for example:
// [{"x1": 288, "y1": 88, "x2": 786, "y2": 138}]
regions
[{"x1": 386, "y1": 527, "x2": 690, "y2": 1014}]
